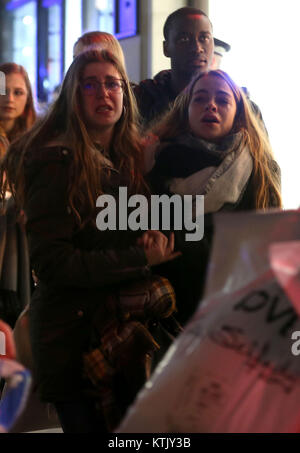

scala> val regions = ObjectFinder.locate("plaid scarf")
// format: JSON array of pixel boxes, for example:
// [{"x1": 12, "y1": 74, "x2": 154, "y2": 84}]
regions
[{"x1": 83, "y1": 275, "x2": 178, "y2": 431}]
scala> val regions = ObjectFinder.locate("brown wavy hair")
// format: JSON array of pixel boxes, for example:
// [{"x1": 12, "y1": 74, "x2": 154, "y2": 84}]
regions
[
  {"x1": 151, "y1": 69, "x2": 282, "y2": 209},
  {"x1": 0, "y1": 63, "x2": 36, "y2": 145},
  {"x1": 0, "y1": 50, "x2": 147, "y2": 222}
]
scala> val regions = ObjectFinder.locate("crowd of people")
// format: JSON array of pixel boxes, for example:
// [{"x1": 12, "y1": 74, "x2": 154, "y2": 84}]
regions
[{"x1": 0, "y1": 7, "x2": 282, "y2": 433}]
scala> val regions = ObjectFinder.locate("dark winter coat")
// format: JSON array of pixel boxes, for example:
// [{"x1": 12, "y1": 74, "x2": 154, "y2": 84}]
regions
[
  {"x1": 24, "y1": 146, "x2": 150, "y2": 402},
  {"x1": 148, "y1": 135, "x2": 281, "y2": 325},
  {"x1": 0, "y1": 197, "x2": 31, "y2": 328},
  {"x1": 133, "y1": 70, "x2": 176, "y2": 128}
]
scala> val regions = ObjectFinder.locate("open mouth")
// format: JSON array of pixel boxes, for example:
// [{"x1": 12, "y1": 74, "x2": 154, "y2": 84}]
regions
[
  {"x1": 96, "y1": 105, "x2": 112, "y2": 113},
  {"x1": 202, "y1": 117, "x2": 219, "y2": 123}
]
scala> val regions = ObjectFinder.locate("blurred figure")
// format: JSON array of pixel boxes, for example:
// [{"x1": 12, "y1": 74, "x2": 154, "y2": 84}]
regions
[
  {"x1": 0, "y1": 64, "x2": 36, "y2": 328},
  {"x1": 73, "y1": 31, "x2": 126, "y2": 68},
  {"x1": 211, "y1": 37, "x2": 231, "y2": 70},
  {"x1": 0, "y1": 63, "x2": 36, "y2": 157}
]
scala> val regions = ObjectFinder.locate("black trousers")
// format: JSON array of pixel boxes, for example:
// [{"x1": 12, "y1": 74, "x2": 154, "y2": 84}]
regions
[{"x1": 54, "y1": 399, "x2": 107, "y2": 433}]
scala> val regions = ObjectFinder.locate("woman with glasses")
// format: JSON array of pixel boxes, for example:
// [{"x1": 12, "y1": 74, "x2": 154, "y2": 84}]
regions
[{"x1": 0, "y1": 50, "x2": 179, "y2": 432}]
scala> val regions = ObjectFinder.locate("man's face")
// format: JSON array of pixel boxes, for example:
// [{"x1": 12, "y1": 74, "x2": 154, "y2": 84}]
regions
[{"x1": 164, "y1": 14, "x2": 214, "y2": 77}]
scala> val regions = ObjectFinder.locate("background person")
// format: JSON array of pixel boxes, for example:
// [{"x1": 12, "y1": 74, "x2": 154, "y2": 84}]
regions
[
  {"x1": 0, "y1": 63, "x2": 36, "y2": 158},
  {"x1": 211, "y1": 37, "x2": 231, "y2": 70},
  {"x1": 73, "y1": 30, "x2": 126, "y2": 68},
  {"x1": 0, "y1": 63, "x2": 36, "y2": 329},
  {"x1": 133, "y1": 7, "x2": 214, "y2": 129}
]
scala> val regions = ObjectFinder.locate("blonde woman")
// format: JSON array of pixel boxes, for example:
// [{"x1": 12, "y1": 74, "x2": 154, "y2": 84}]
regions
[
  {"x1": 147, "y1": 70, "x2": 282, "y2": 325},
  {"x1": 0, "y1": 50, "x2": 178, "y2": 432},
  {"x1": 149, "y1": 69, "x2": 281, "y2": 210}
]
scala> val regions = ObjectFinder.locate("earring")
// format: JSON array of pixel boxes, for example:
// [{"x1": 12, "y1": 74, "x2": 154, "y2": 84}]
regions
[{"x1": 123, "y1": 105, "x2": 126, "y2": 115}]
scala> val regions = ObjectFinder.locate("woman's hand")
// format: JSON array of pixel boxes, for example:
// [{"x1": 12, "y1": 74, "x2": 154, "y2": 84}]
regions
[{"x1": 137, "y1": 231, "x2": 181, "y2": 266}]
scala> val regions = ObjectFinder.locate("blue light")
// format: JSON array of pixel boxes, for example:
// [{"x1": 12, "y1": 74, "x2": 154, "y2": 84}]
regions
[
  {"x1": 6, "y1": 0, "x2": 33, "y2": 11},
  {"x1": 117, "y1": 0, "x2": 137, "y2": 38},
  {"x1": 42, "y1": 0, "x2": 62, "y2": 7},
  {"x1": 39, "y1": 65, "x2": 47, "y2": 79}
]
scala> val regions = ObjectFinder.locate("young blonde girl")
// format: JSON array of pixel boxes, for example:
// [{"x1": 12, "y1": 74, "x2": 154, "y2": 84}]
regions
[
  {"x1": 147, "y1": 70, "x2": 282, "y2": 326},
  {"x1": 149, "y1": 69, "x2": 281, "y2": 210}
]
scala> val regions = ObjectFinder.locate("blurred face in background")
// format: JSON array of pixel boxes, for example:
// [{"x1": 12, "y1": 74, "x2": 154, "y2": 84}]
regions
[
  {"x1": 0, "y1": 72, "x2": 28, "y2": 130},
  {"x1": 188, "y1": 74, "x2": 237, "y2": 142}
]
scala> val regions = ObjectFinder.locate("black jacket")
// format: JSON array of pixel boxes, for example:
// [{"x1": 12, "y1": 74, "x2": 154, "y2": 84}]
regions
[
  {"x1": 133, "y1": 70, "x2": 176, "y2": 129},
  {"x1": 24, "y1": 146, "x2": 150, "y2": 402},
  {"x1": 148, "y1": 140, "x2": 281, "y2": 326}
]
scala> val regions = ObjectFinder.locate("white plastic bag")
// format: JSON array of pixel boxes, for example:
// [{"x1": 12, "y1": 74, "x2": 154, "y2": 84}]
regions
[{"x1": 117, "y1": 210, "x2": 300, "y2": 433}]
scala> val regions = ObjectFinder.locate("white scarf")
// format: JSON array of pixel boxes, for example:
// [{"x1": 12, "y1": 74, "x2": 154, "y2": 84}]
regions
[{"x1": 166, "y1": 135, "x2": 253, "y2": 213}]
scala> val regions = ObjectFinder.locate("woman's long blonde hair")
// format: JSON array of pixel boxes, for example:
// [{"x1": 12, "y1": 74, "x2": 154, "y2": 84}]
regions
[
  {"x1": 0, "y1": 63, "x2": 36, "y2": 149},
  {"x1": 151, "y1": 70, "x2": 282, "y2": 209},
  {"x1": 0, "y1": 50, "x2": 146, "y2": 222}
]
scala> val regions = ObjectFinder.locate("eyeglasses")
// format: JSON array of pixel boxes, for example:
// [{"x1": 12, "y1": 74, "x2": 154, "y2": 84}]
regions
[{"x1": 81, "y1": 79, "x2": 124, "y2": 96}]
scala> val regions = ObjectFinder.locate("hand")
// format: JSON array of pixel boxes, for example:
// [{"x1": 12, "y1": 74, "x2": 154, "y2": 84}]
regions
[{"x1": 137, "y1": 231, "x2": 181, "y2": 266}]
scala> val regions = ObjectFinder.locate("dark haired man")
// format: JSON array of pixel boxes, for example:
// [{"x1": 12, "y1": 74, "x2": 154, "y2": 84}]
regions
[{"x1": 134, "y1": 7, "x2": 214, "y2": 128}]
